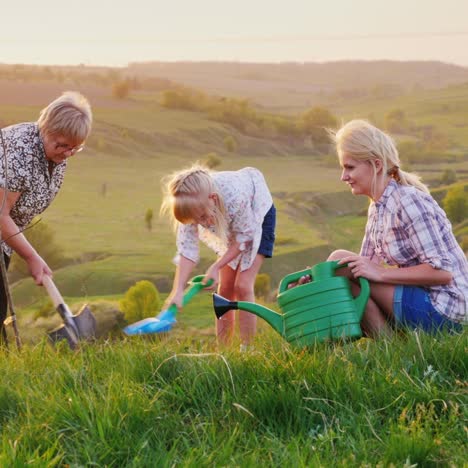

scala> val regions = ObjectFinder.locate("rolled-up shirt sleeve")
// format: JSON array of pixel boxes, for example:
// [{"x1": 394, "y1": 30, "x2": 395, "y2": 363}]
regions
[{"x1": 174, "y1": 223, "x2": 200, "y2": 265}]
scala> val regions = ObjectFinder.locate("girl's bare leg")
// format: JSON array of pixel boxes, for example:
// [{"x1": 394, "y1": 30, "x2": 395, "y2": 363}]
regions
[
  {"x1": 216, "y1": 264, "x2": 237, "y2": 346},
  {"x1": 235, "y1": 254, "x2": 265, "y2": 345}
]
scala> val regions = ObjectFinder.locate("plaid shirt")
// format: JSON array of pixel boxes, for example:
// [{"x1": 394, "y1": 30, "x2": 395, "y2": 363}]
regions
[{"x1": 360, "y1": 180, "x2": 467, "y2": 323}]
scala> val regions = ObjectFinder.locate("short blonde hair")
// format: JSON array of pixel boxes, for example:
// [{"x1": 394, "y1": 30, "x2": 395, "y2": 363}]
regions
[
  {"x1": 161, "y1": 164, "x2": 227, "y2": 242},
  {"x1": 332, "y1": 119, "x2": 429, "y2": 194},
  {"x1": 38, "y1": 91, "x2": 92, "y2": 142}
]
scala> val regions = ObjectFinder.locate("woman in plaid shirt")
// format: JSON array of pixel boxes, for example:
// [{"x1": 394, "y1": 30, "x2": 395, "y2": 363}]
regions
[{"x1": 328, "y1": 120, "x2": 467, "y2": 336}]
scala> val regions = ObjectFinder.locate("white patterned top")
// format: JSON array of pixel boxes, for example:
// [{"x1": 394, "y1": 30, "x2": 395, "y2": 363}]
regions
[
  {"x1": 0, "y1": 123, "x2": 67, "y2": 256},
  {"x1": 175, "y1": 167, "x2": 273, "y2": 271}
]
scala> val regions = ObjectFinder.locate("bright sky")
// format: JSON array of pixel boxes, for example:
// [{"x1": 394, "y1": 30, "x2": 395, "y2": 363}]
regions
[{"x1": 2, "y1": 0, "x2": 468, "y2": 67}]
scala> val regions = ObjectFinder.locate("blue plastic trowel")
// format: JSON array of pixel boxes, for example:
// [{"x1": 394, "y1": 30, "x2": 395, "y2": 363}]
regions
[{"x1": 123, "y1": 275, "x2": 213, "y2": 335}]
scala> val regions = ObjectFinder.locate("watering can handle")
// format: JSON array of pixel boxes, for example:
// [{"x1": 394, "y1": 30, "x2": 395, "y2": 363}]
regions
[
  {"x1": 278, "y1": 268, "x2": 312, "y2": 294},
  {"x1": 163, "y1": 275, "x2": 214, "y2": 316},
  {"x1": 332, "y1": 261, "x2": 370, "y2": 321}
]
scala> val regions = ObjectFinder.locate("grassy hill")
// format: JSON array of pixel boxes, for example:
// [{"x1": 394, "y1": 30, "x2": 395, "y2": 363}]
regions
[
  {"x1": 0, "y1": 332, "x2": 466, "y2": 466},
  {"x1": 0, "y1": 64, "x2": 466, "y2": 467},
  {"x1": 128, "y1": 60, "x2": 468, "y2": 112},
  {"x1": 0, "y1": 68, "x2": 466, "y2": 331}
]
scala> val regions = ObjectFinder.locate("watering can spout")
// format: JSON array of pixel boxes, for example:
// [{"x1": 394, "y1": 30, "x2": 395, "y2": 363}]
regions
[
  {"x1": 213, "y1": 294, "x2": 237, "y2": 319},
  {"x1": 213, "y1": 294, "x2": 285, "y2": 337}
]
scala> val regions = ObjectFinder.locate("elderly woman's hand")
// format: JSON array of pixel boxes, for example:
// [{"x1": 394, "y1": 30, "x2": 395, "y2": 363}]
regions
[{"x1": 25, "y1": 254, "x2": 52, "y2": 285}]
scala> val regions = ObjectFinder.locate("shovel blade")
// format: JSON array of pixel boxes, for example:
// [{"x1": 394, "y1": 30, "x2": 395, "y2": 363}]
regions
[
  {"x1": 48, "y1": 324, "x2": 79, "y2": 349},
  {"x1": 73, "y1": 304, "x2": 97, "y2": 339},
  {"x1": 48, "y1": 304, "x2": 97, "y2": 349}
]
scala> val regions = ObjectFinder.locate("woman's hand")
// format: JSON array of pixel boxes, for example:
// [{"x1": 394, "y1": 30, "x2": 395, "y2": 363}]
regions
[
  {"x1": 339, "y1": 255, "x2": 385, "y2": 282},
  {"x1": 25, "y1": 254, "x2": 52, "y2": 285}
]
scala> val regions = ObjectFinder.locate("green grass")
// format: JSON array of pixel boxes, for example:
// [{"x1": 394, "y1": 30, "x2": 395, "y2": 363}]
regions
[
  {"x1": 0, "y1": 71, "x2": 467, "y2": 466},
  {"x1": 0, "y1": 330, "x2": 465, "y2": 466}
]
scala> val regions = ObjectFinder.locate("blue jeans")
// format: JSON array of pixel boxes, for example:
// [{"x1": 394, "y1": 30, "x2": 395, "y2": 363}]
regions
[{"x1": 393, "y1": 285, "x2": 462, "y2": 333}]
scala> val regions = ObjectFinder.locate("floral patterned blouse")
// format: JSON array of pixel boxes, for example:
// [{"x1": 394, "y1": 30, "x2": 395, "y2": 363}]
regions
[
  {"x1": 0, "y1": 122, "x2": 67, "y2": 256},
  {"x1": 175, "y1": 167, "x2": 273, "y2": 271}
]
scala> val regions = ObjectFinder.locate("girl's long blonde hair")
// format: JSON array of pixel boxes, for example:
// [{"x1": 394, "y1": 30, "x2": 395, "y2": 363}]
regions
[
  {"x1": 332, "y1": 120, "x2": 429, "y2": 196},
  {"x1": 160, "y1": 164, "x2": 228, "y2": 242}
]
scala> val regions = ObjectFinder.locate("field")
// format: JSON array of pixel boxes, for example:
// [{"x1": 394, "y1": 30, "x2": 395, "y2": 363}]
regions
[
  {"x1": 0, "y1": 63, "x2": 467, "y2": 465},
  {"x1": 0, "y1": 332, "x2": 466, "y2": 466}
]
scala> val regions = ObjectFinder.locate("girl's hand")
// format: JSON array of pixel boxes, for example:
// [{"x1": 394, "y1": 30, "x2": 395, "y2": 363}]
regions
[
  {"x1": 339, "y1": 255, "x2": 385, "y2": 282},
  {"x1": 163, "y1": 290, "x2": 184, "y2": 311},
  {"x1": 203, "y1": 263, "x2": 220, "y2": 290}
]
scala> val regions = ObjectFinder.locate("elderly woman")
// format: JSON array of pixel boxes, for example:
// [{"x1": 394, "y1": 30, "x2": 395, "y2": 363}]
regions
[{"x1": 0, "y1": 91, "x2": 92, "y2": 340}]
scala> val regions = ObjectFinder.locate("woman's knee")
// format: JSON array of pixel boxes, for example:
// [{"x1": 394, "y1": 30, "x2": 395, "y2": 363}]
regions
[{"x1": 327, "y1": 249, "x2": 356, "y2": 261}]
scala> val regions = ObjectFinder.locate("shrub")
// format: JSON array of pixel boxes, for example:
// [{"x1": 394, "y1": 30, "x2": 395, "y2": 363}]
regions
[
  {"x1": 461, "y1": 236, "x2": 468, "y2": 252},
  {"x1": 224, "y1": 135, "x2": 237, "y2": 152},
  {"x1": 111, "y1": 80, "x2": 130, "y2": 99},
  {"x1": 440, "y1": 169, "x2": 457, "y2": 186},
  {"x1": 120, "y1": 280, "x2": 161, "y2": 323},
  {"x1": 202, "y1": 152, "x2": 221, "y2": 169},
  {"x1": 443, "y1": 186, "x2": 468, "y2": 224},
  {"x1": 33, "y1": 299, "x2": 55, "y2": 320},
  {"x1": 298, "y1": 107, "x2": 338, "y2": 144},
  {"x1": 145, "y1": 208, "x2": 153, "y2": 231}
]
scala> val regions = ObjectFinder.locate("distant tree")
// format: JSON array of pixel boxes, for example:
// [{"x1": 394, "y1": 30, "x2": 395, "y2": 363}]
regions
[
  {"x1": 120, "y1": 280, "x2": 160, "y2": 323},
  {"x1": 202, "y1": 152, "x2": 221, "y2": 169},
  {"x1": 224, "y1": 135, "x2": 237, "y2": 152},
  {"x1": 385, "y1": 108, "x2": 408, "y2": 133},
  {"x1": 443, "y1": 186, "x2": 468, "y2": 224},
  {"x1": 440, "y1": 169, "x2": 457, "y2": 186},
  {"x1": 111, "y1": 80, "x2": 130, "y2": 99},
  {"x1": 145, "y1": 208, "x2": 154, "y2": 231},
  {"x1": 298, "y1": 107, "x2": 338, "y2": 144},
  {"x1": 254, "y1": 273, "x2": 271, "y2": 300}
]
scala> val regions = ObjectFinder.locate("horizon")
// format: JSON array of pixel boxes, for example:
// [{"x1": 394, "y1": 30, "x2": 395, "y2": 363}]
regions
[
  {"x1": 3, "y1": 0, "x2": 468, "y2": 68},
  {"x1": 1, "y1": 58, "x2": 467, "y2": 70}
]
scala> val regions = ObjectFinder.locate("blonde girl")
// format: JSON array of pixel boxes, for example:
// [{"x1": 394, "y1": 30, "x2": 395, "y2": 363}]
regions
[
  {"x1": 327, "y1": 120, "x2": 466, "y2": 336},
  {"x1": 161, "y1": 165, "x2": 276, "y2": 347}
]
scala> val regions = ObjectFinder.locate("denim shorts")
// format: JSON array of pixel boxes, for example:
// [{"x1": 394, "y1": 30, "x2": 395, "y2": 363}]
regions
[
  {"x1": 393, "y1": 285, "x2": 462, "y2": 333},
  {"x1": 258, "y1": 204, "x2": 276, "y2": 258}
]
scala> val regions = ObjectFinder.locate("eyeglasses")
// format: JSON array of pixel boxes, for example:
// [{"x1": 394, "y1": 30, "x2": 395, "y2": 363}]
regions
[{"x1": 54, "y1": 142, "x2": 85, "y2": 155}]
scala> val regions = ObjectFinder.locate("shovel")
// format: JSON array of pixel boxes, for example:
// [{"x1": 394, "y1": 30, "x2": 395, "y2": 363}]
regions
[
  {"x1": 123, "y1": 275, "x2": 213, "y2": 336},
  {"x1": 43, "y1": 275, "x2": 97, "y2": 349}
]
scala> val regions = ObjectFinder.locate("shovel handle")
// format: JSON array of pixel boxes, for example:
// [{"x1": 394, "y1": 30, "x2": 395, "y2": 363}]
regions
[
  {"x1": 42, "y1": 275, "x2": 78, "y2": 336},
  {"x1": 42, "y1": 275, "x2": 65, "y2": 309}
]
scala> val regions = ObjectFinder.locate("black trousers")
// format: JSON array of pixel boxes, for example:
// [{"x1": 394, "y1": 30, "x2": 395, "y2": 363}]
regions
[{"x1": 0, "y1": 253, "x2": 11, "y2": 343}]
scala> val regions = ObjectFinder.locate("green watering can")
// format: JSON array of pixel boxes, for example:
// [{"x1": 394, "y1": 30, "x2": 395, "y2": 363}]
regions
[{"x1": 213, "y1": 261, "x2": 370, "y2": 347}]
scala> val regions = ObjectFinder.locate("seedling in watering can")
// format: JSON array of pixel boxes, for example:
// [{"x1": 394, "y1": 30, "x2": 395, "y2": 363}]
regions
[{"x1": 123, "y1": 275, "x2": 213, "y2": 335}]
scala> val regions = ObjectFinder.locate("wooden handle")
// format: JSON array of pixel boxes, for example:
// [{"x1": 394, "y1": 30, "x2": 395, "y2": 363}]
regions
[{"x1": 42, "y1": 275, "x2": 64, "y2": 308}]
